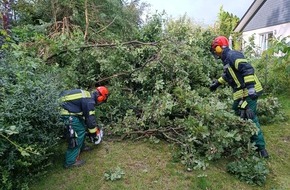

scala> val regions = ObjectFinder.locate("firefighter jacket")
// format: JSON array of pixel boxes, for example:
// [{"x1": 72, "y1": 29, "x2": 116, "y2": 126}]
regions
[
  {"x1": 217, "y1": 48, "x2": 263, "y2": 100},
  {"x1": 59, "y1": 89, "x2": 98, "y2": 131}
]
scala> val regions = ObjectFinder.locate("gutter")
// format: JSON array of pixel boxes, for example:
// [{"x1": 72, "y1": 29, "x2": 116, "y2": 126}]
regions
[{"x1": 234, "y1": 0, "x2": 266, "y2": 32}]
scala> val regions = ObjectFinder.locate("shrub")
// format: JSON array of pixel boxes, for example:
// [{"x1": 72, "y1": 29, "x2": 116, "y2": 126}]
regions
[
  {"x1": 0, "y1": 52, "x2": 64, "y2": 189},
  {"x1": 253, "y1": 37, "x2": 290, "y2": 95},
  {"x1": 227, "y1": 155, "x2": 269, "y2": 186},
  {"x1": 257, "y1": 96, "x2": 286, "y2": 124}
]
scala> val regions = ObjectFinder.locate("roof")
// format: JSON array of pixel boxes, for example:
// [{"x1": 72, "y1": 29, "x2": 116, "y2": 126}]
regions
[{"x1": 234, "y1": 0, "x2": 290, "y2": 32}]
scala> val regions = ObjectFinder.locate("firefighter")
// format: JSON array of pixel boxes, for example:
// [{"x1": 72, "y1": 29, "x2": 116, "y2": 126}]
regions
[
  {"x1": 59, "y1": 86, "x2": 109, "y2": 168},
  {"x1": 209, "y1": 36, "x2": 269, "y2": 158}
]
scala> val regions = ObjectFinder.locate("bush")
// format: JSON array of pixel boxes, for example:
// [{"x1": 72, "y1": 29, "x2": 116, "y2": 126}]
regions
[
  {"x1": 257, "y1": 96, "x2": 286, "y2": 124},
  {"x1": 227, "y1": 155, "x2": 269, "y2": 186},
  {"x1": 0, "y1": 52, "x2": 64, "y2": 189},
  {"x1": 253, "y1": 37, "x2": 290, "y2": 95}
]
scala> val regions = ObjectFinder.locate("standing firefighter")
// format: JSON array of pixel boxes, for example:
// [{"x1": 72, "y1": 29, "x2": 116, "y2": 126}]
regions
[
  {"x1": 209, "y1": 36, "x2": 269, "y2": 158},
  {"x1": 59, "y1": 86, "x2": 109, "y2": 168}
]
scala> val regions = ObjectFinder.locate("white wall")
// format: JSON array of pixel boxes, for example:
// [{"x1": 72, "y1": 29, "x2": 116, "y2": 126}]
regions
[{"x1": 241, "y1": 22, "x2": 290, "y2": 55}]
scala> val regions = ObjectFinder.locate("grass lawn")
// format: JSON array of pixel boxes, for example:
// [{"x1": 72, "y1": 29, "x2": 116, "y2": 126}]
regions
[{"x1": 29, "y1": 95, "x2": 290, "y2": 190}]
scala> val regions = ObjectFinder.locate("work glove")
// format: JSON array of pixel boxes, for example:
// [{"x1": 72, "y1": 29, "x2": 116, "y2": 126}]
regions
[
  {"x1": 248, "y1": 87, "x2": 258, "y2": 100},
  {"x1": 88, "y1": 128, "x2": 97, "y2": 143},
  {"x1": 238, "y1": 100, "x2": 255, "y2": 119},
  {"x1": 88, "y1": 127, "x2": 103, "y2": 145},
  {"x1": 209, "y1": 80, "x2": 220, "y2": 92}
]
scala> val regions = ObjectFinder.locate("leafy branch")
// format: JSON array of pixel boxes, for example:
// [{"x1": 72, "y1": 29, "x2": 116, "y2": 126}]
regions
[
  {"x1": 95, "y1": 53, "x2": 159, "y2": 85},
  {"x1": 45, "y1": 40, "x2": 158, "y2": 62},
  {"x1": 0, "y1": 132, "x2": 40, "y2": 157}
]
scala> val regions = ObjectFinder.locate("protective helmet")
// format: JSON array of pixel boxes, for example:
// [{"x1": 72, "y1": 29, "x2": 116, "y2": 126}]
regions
[
  {"x1": 96, "y1": 86, "x2": 109, "y2": 103},
  {"x1": 211, "y1": 36, "x2": 229, "y2": 56}
]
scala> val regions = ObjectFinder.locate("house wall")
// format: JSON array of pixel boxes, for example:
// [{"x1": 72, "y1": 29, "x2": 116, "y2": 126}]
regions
[{"x1": 241, "y1": 22, "x2": 290, "y2": 54}]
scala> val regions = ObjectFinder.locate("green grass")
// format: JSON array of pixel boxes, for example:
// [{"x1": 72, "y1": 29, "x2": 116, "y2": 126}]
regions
[{"x1": 30, "y1": 96, "x2": 290, "y2": 190}]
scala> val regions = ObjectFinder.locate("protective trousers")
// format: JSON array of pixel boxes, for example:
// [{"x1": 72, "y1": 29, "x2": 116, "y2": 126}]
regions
[
  {"x1": 232, "y1": 97, "x2": 266, "y2": 150},
  {"x1": 61, "y1": 116, "x2": 86, "y2": 167}
]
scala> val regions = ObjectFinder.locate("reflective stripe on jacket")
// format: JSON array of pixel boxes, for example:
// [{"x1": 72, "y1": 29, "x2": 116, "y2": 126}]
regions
[
  {"x1": 218, "y1": 49, "x2": 263, "y2": 100},
  {"x1": 59, "y1": 89, "x2": 97, "y2": 129}
]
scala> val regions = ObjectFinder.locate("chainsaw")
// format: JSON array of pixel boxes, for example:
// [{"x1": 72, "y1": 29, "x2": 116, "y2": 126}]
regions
[
  {"x1": 93, "y1": 128, "x2": 103, "y2": 145},
  {"x1": 87, "y1": 128, "x2": 104, "y2": 145}
]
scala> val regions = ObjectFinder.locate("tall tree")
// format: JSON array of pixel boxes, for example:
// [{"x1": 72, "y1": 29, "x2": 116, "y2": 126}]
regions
[
  {"x1": 215, "y1": 6, "x2": 241, "y2": 50},
  {"x1": 216, "y1": 6, "x2": 239, "y2": 37},
  {"x1": 12, "y1": 0, "x2": 148, "y2": 42}
]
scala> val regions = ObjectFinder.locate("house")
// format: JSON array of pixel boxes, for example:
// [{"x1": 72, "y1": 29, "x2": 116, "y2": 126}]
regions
[{"x1": 234, "y1": 0, "x2": 290, "y2": 55}]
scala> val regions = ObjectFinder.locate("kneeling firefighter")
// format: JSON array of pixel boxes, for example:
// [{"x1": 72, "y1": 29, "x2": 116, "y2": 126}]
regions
[
  {"x1": 59, "y1": 86, "x2": 109, "y2": 168},
  {"x1": 209, "y1": 36, "x2": 269, "y2": 158}
]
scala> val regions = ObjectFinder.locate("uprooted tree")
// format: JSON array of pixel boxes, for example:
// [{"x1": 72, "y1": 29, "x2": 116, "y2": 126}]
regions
[{"x1": 0, "y1": 0, "x2": 287, "y2": 189}]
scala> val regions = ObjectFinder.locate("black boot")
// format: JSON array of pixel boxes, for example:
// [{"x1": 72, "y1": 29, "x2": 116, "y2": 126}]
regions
[{"x1": 259, "y1": 149, "x2": 269, "y2": 158}]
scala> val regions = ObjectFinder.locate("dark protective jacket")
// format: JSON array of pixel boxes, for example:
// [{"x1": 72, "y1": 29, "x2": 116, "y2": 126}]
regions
[
  {"x1": 59, "y1": 89, "x2": 98, "y2": 130},
  {"x1": 217, "y1": 48, "x2": 263, "y2": 100}
]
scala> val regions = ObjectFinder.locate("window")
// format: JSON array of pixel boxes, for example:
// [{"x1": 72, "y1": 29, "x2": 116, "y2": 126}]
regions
[{"x1": 259, "y1": 32, "x2": 273, "y2": 51}]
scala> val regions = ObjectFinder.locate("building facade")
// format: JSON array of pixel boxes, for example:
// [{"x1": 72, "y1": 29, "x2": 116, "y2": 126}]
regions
[{"x1": 234, "y1": 0, "x2": 290, "y2": 55}]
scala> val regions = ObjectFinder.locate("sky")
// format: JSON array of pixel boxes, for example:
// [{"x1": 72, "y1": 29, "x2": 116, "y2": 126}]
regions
[{"x1": 142, "y1": 0, "x2": 255, "y2": 25}]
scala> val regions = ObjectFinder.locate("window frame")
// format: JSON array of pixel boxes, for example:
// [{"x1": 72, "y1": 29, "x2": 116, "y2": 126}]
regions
[{"x1": 259, "y1": 32, "x2": 273, "y2": 52}]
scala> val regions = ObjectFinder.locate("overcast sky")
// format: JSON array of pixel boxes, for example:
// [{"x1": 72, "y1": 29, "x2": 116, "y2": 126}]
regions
[{"x1": 142, "y1": 0, "x2": 254, "y2": 25}]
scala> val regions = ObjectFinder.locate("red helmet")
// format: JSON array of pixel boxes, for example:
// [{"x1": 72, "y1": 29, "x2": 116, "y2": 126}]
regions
[
  {"x1": 211, "y1": 36, "x2": 229, "y2": 56},
  {"x1": 96, "y1": 86, "x2": 109, "y2": 103}
]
